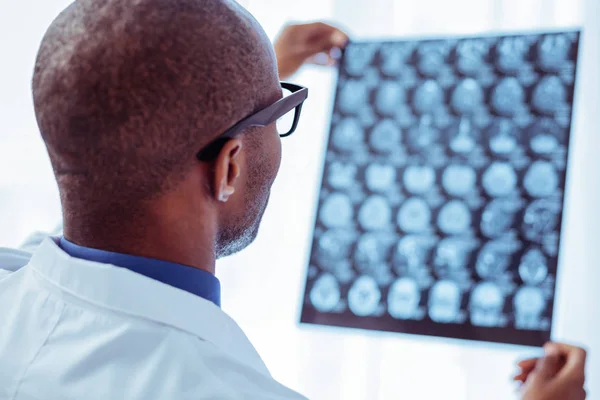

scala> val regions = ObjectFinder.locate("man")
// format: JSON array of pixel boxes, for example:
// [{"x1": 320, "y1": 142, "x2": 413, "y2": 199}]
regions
[{"x1": 0, "y1": 0, "x2": 586, "y2": 399}]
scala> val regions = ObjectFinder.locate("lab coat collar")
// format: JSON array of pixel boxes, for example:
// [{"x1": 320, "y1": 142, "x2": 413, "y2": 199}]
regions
[
  {"x1": 28, "y1": 237, "x2": 270, "y2": 375},
  {"x1": 58, "y1": 237, "x2": 221, "y2": 307}
]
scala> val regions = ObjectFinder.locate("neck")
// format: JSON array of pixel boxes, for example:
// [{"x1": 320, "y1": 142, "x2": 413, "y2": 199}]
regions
[{"x1": 62, "y1": 205, "x2": 217, "y2": 275}]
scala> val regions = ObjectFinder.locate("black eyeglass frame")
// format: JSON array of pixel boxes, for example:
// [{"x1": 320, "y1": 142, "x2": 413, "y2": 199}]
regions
[{"x1": 196, "y1": 82, "x2": 308, "y2": 160}]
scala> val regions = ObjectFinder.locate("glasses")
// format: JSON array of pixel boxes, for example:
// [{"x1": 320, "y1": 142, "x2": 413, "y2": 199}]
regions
[{"x1": 196, "y1": 82, "x2": 308, "y2": 160}]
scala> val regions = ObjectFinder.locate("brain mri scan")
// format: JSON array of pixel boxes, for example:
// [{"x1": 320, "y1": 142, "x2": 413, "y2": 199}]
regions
[
  {"x1": 469, "y1": 281, "x2": 506, "y2": 327},
  {"x1": 442, "y1": 164, "x2": 477, "y2": 197},
  {"x1": 316, "y1": 229, "x2": 355, "y2": 265},
  {"x1": 404, "y1": 165, "x2": 436, "y2": 195},
  {"x1": 365, "y1": 164, "x2": 397, "y2": 192},
  {"x1": 302, "y1": 31, "x2": 579, "y2": 347},
  {"x1": 339, "y1": 80, "x2": 370, "y2": 114},
  {"x1": 393, "y1": 235, "x2": 434, "y2": 282},
  {"x1": 397, "y1": 197, "x2": 432, "y2": 233},
  {"x1": 482, "y1": 162, "x2": 518, "y2": 197},
  {"x1": 388, "y1": 277, "x2": 423, "y2": 320},
  {"x1": 327, "y1": 161, "x2": 358, "y2": 189},
  {"x1": 518, "y1": 248, "x2": 549, "y2": 285},
  {"x1": 332, "y1": 118, "x2": 364, "y2": 152},
  {"x1": 354, "y1": 233, "x2": 389, "y2": 271},
  {"x1": 348, "y1": 275, "x2": 382, "y2": 316},
  {"x1": 451, "y1": 78, "x2": 485, "y2": 114},
  {"x1": 319, "y1": 192, "x2": 354, "y2": 228},
  {"x1": 480, "y1": 199, "x2": 520, "y2": 238},
  {"x1": 376, "y1": 81, "x2": 406, "y2": 115},
  {"x1": 437, "y1": 200, "x2": 472, "y2": 235},
  {"x1": 406, "y1": 115, "x2": 439, "y2": 153},
  {"x1": 488, "y1": 119, "x2": 520, "y2": 156},
  {"x1": 358, "y1": 195, "x2": 393, "y2": 230},
  {"x1": 433, "y1": 237, "x2": 473, "y2": 277},
  {"x1": 528, "y1": 119, "x2": 565, "y2": 156},
  {"x1": 370, "y1": 119, "x2": 402, "y2": 153},
  {"x1": 310, "y1": 273, "x2": 342, "y2": 312},
  {"x1": 428, "y1": 280, "x2": 463, "y2": 323}
]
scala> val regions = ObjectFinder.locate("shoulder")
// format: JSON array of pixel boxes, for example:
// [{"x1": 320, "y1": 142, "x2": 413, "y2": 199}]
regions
[
  {"x1": 0, "y1": 246, "x2": 32, "y2": 276},
  {"x1": 0, "y1": 223, "x2": 63, "y2": 275},
  {"x1": 162, "y1": 335, "x2": 308, "y2": 400}
]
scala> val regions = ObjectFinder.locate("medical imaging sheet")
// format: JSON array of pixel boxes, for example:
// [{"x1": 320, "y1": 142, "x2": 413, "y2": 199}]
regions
[{"x1": 300, "y1": 31, "x2": 580, "y2": 346}]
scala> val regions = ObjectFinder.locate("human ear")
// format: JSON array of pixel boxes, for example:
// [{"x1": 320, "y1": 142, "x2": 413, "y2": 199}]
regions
[{"x1": 213, "y1": 139, "x2": 242, "y2": 203}]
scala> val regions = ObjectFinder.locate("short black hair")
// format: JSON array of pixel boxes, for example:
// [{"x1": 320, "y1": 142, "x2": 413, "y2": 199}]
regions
[{"x1": 32, "y1": 0, "x2": 279, "y2": 226}]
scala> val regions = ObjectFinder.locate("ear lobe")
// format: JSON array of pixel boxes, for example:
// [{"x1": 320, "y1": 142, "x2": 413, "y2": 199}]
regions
[{"x1": 213, "y1": 139, "x2": 243, "y2": 203}]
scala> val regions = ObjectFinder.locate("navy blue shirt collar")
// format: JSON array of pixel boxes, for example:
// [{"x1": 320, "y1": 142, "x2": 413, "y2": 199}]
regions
[{"x1": 58, "y1": 237, "x2": 221, "y2": 307}]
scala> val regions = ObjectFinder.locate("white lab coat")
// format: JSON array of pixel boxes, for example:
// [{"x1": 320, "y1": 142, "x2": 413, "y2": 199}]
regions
[{"x1": 0, "y1": 235, "x2": 307, "y2": 400}]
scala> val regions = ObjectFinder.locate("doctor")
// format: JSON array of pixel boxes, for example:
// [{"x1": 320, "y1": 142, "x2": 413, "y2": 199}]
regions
[{"x1": 0, "y1": 0, "x2": 586, "y2": 399}]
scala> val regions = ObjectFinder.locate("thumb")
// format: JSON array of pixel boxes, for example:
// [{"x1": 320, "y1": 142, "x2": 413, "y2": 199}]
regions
[{"x1": 530, "y1": 346, "x2": 562, "y2": 382}]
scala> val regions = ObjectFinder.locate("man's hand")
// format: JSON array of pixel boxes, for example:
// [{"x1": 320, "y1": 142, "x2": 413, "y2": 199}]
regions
[
  {"x1": 273, "y1": 22, "x2": 348, "y2": 80},
  {"x1": 517, "y1": 342, "x2": 587, "y2": 400}
]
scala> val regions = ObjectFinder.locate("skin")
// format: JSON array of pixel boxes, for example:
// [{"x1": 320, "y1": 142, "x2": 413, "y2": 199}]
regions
[
  {"x1": 515, "y1": 342, "x2": 587, "y2": 400},
  {"x1": 275, "y1": 22, "x2": 349, "y2": 79},
  {"x1": 34, "y1": 3, "x2": 340, "y2": 275}
]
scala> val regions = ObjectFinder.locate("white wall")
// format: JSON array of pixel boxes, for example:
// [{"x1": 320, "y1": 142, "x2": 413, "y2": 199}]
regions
[{"x1": 0, "y1": 0, "x2": 597, "y2": 399}]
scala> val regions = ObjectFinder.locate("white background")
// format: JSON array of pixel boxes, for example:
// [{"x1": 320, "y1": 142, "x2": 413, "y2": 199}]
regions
[{"x1": 0, "y1": 0, "x2": 598, "y2": 399}]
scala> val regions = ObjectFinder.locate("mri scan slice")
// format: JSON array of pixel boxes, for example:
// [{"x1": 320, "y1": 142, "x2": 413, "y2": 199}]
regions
[
  {"x1": 328, "y1": 162, "x2": 358, "y2": 189},
  {"x1": 537, "y1": 34, "x2": 571, "y2": 72},
  {"x1": 469, "y1": 281, "x2": 506, "y2": 327},
  {"x1": 302, "y1": 31, "x2": 579, "y2": 347},
  {"x1": 428, "y1": 280, "x2": 462, "y2": 323},
  {"x1": 358, "y1": 195, "x2": 393, "y2": 230},
  {"x1": 437, "y1": 200, "x2": 472, "y2": 235},
  {"x1": 442, "y1": 164, "x2": 477, "y2": 197},
  {"x1": 365, "y1": 164, "x2": 397, "y2": 192},
  {"x1": 354, "y1": 233, "x2": 389, "y2": 271},
  {"x1": 480, "y1": 199, "x2": 517, "y2": 238},
  {"x1": 514, "y1": 286, "x2": 548, "y2": 330},
  {"x1": 528, "y1": 119, "x2": 565, "y2": 156},
  {"x1": 316, "y1": 229, "x2": 355, "y2": 264},
  {"x1": 403, "y1": 165, "x2": 436, "y2": 195},
  {"x1": 495, "y1": 36, "x2": 529, "y2": 73},
  {"x1": 397, "y1": 197, "x2": 432, "y2": 233},
  {"x1": 482, "y1": 162, "x2": 518, "y2": 197},
  {"x1": 518, "y1": 248, "x2": 549, "y2": 285},
  {"x1": 488, "y1": 119, "x2": 520, "y2": 156},
  {"x1": 448, "y1": 118, "x2": 479, "y2": 155},
  {"x1": 475, "y1": 241, "x2": 513, "y2": 279},
  {"x1": 343, "y1": 43, "x2": 377, "y2": 76},
  {"x1": 348, "y1": 275, "x2": 382, "y2": 316},
  {"x1": 451, "y1": 78, "x2": 485, "y2": 114},
  {"x1": 375, "y1": 81, "x2": 406, "y2": 115},
  {"x1": 523, "y1": 199, "x2": 561, "y2": 242},
  {"x1": 388, "y1": 277, "x2": 422, "y2": 319},
  {"x1": 417, "y1": 42, "x2": 450, "y2": 76},
  {"x1": 413, "y1": 80, "x2": 444, "y2": 114},
  {"x1": 319, "y1": 193, "x2": 354, "y2": 228},
  {"x1": 332, "y1": 118, "x2": 364, "y2": 152},
  {"x1": 532, "y1": 76, "x2": 567, "y2": 115},
  {"x1": 310, "y1": 273, "x2": 342, "y2": 312},
  {"x1": 339, "y1": 80, "x2": 370, "y2": 114},
  {"x1": 406, "y1": 117, "x2": 439, "y2": 153},
  {"x1": 523, "y1": 161, "x2": 559, "y2": 198},
  {"x1": 491, "y1": 77, "x2": 525, "y2": 116},
  {"x1": 369, "y1": 119, "x2": 402, "y2": 153},
  {"x1": 393, "y1": 235, "x2": 433, "y2": 275},
  {"x1": 380, "y1": 43, "x2": 410, "y2": 76},
  {"x1": 433, "y1": 237, "x2": 472, "y2": 275},
  {"x1": 455, "y1": 39, "x2": 488, "y2": 75}
]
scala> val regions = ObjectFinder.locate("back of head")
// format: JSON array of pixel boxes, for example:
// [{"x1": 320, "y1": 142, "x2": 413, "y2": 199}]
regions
[{"x1": 32, "y1": 0, "x2": 280, "y2": 237}]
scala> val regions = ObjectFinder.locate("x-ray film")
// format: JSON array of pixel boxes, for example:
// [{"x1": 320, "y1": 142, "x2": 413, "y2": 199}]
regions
[{"x1": 300, "y1": 31, "x2": 580, "y2": 346}]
